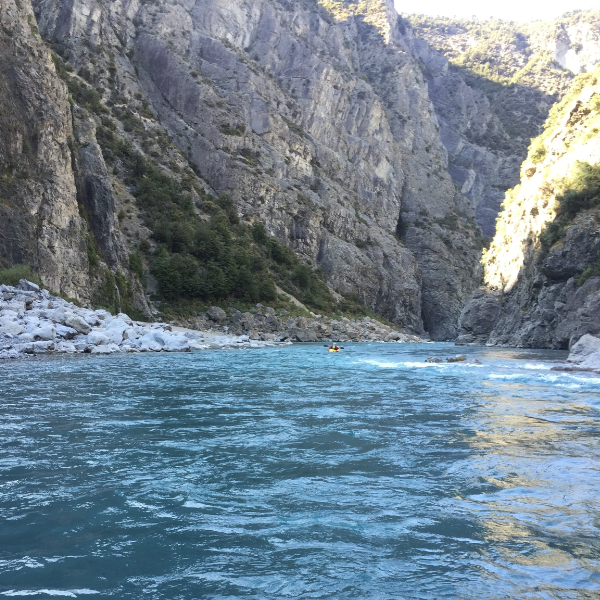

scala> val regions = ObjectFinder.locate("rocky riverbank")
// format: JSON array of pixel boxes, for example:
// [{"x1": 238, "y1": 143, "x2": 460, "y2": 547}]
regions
[
  {"x1": 551, "y1": 334, "x2": 600, "y2": 374},
  {"x1": 0, "y1": 281, "x2": 423, "y2": 359},
  {"x1": 173, "y1": 305, "x2": 424, "y2": 345}
]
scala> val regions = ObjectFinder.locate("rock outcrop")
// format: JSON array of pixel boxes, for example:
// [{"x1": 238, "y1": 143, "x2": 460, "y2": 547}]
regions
[
  {"x1": 406, "y1": 10, "x2": 600, "y2": 239},
  {"x1": 0, "y1": 0, "x2": 91, "y2": 300},
  {"x1": 458, "y1": 67, "x2": 600, "y2": 348},
  {"x1": 182, "y1": 304, "x2": 423, "y2": 344},
  {"x1": 551, "y1": 333, "x2": 600, "y2": 373},
  {"x1": 455, "y1": 287, "x2": 501, "y2": 346},
  {"x1": 17, "y1": 0, "x2": 485, "y2": 339}
]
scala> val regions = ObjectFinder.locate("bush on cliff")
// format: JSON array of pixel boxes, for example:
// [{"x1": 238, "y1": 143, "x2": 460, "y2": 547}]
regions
[
  {"x1": 540, "y1": 161, "x2": 600, "y2": 249},
  {"x1": 0, "y1": 265, "x2": 41, "y2": 287},
  {"x1": 96, "y1": 127, "x2": 337, "y2": 313}
]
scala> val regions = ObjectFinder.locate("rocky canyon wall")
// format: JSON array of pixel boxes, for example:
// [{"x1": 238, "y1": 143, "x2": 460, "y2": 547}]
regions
[
  {"x1": 458, "y1": 67, "x2": 600, "y2": 348},
  {"x1": 0, "y1": 0, "x2": 486, "y2": 338},
  {"x1": 0, "y1": 0, "x2": 91, "y2": 301}
]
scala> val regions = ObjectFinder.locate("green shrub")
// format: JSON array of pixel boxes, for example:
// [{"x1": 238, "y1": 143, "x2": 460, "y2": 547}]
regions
[
  {"x1": 529, "y1": 140, "x2": 547, "y2": 164},
  {"x1": 578, "y1": 251, "x2": 600, "y2": 286},
  {"x1": 251, "y1": 221, "x2": 267, "y2": 245},
  {"x1": 0, "y1": 265, "x2": 41, "y2": 287},
  {"x1": 129, "y1": 252, "x2": 144, "y2": 279},
  {"x1": 95, "y1": 117, "x2": 352, "y2": 317},
  {"x1": 539, "y1": 161, "x2": 600, "y2": 249}
]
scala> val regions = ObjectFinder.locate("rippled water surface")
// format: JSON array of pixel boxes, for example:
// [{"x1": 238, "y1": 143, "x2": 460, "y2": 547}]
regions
[{"x1": 1, "y1": 343, "x2": 599, "y2": 599}]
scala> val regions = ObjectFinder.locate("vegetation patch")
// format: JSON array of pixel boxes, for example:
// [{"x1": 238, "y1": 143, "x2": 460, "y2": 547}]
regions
[
  {"x1": 578, "y1": 251, "x2": 600, "y2": 286},
  {"x1": 95, "y1": 129, "x2": 342, "y2": 316},
  {"x1": 52, "y1": 53, "x2": 107, "y2": 115},
  {"x1": 539, "y1": 161, "x2": 600, "y2": 249},
  {"x1": 0, "y1": 264, "x2": 41, "y2": 287}
]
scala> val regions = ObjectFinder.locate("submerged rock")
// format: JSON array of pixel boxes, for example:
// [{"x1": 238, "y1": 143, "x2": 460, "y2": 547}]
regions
[{"x1": 426, "y1": 355, "x2": 468, "y2": 363}]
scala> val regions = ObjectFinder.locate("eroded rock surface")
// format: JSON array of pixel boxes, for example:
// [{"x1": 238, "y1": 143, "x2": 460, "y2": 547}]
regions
[
  {"x1": 0, "y1": 0, "x2": 91, "y2": 301},
  {"x1": 458, "y1": 68, "x2": 600, "y2": 349},
  {"x1": 26, "y1": 0, "x2": 484, "y2": 338}
]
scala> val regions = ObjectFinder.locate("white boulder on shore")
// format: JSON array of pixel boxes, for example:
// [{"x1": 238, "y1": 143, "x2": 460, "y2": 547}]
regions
[
  {"x1": 0, "y1": 281, "x2": 292, "y2": 359},
  {"x1": 566, "y1": 334, "x2": 600, "y2": 371}
]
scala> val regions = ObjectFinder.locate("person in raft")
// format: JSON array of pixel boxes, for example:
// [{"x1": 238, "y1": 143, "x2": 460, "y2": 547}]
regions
[{"x1": 329, "y1": 344, "x2": 341, "y2": 352}]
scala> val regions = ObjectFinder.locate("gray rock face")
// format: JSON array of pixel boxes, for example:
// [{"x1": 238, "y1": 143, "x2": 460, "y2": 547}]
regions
[
  {"x1": 26, "y1": 0, "x2": 483, "y2": 338},
  {"x1": 409, "y1": 37, "x2": 519, "y2": 239},
  {"x1": 459, "y1": 215, "x2": 600, "y2": 350},
  {"x1": 455, "y1": 288, "x2": 501, "y2": 346},
  {"x1": 71, "y1": 107, "x2": 126, "y2": 267},
  {"x1": 461, "y1": 70, "x2": 600, "y2": 349},
  {"x1": 0, "y1": 0, "x2": 91, "y2": 301}
]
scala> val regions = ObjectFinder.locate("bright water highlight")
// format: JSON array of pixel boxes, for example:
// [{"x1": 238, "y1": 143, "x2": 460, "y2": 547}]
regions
[{"x1": 1, "y1": 343, "x2": 599, "y2": 598}]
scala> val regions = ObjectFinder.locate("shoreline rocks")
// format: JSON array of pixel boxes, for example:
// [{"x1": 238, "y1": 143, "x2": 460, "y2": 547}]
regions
[
  {"x1": 551, "y1": 334, "x2": 600, "y2": 374},
  {"x1": 0, "y1": 281, "x2": 293, "y2": 360},
  {"x1": 0, "y1": 281, "x2": 425, "y2": 360},
  {"x1": 176, "y1": 304, "x2": 424, "y2": 345}
]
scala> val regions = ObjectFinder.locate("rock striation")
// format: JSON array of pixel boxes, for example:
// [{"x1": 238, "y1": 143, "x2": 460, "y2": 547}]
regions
[
  {"x1": 8, "y1": 0, "x2": 486, "y2": 339},
  {"x1": 0, "y1": 0, "x2": 91, "y2": 301}
]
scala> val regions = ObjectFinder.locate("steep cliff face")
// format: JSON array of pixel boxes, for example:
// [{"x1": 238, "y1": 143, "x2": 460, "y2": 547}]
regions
[
  {"x1": 0, "y1": 0, "x2": 91, "y2": 301},
  {"x1": 458, "y1": 68, "x2": 600, "y2": 348},
  {"x1": 18, "y1": 0, "x2": 483, "y2": 337},
  {"x1": 406, "y1": 10, "x2": 600, "y2": 239}
]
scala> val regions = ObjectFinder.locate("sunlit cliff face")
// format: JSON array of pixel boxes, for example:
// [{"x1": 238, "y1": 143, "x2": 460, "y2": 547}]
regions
[
  {"x1": 483, "y1": 73, "x2": 600, "y2": 294},
  {"x1": 318, "y1": 0, "x2": 396, "y2": 41}
]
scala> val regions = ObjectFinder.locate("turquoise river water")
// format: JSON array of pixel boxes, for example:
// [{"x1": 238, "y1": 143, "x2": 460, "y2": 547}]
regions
[{"x1": 1, "y1": 343, "x2": 599, "y2": 599}]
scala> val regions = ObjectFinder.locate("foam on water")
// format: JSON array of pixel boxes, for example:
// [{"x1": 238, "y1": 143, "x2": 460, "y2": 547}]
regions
[
  {"x1": 1, "y1": 343, "x2": 598, "y2": 599},
  {"x1": 1, "y1": 591, "x2": 99, "y2": 597}
]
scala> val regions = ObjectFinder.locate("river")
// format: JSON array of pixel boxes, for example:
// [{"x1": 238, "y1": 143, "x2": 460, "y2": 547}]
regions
[{"x1": 1, "y1": 343, "x2": 599, "y2": 599}]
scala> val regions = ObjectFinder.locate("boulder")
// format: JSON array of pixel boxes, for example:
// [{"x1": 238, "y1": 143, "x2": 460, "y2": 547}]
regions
[
  {"x1": 206, "y1": 306, "x2": 227, "y2": 324},
  {"x1": 160, "y1": 333, "x2": 190, "y2": 352},
  {"x1": 87, "y1": 331, "x2": 109, "y2": 346},
  {"x1": 22, "y1": 341, "x2": 55, "y2": 354},
  {"x1": 56, "y1": 342, "x2": 77, "y2": 353},
  {"x1": 91, "y1": 344, "x2": 120, "y2": 354},
  {"x1": 63, "y1": 313, "x2": 91, "y2": 335},
  {"x1": 456, "y1": 288, "x2": 501, "y2": 346},
  {"x1": 17, "y1": 279, "x2": 40, "y2": 292},
  {"x1": 138, "y1": 333, "x2": 164, "y2": 352},
  {"x1": 104, "y1": 320, "x2": 128, "y2": 344},
  {"x1": 55, "y1": 324, "x2": 78, "y2": 340},
  {"x1": 0, "y1": 318, "x2": 24, "y2": 336},
  {"x1": 567, "y1": 334, "x2": 600, "y2": 363},
  {"x1": 384, "y1": 332, "x2": 402, "y2": 342},
  {"x1": 33, "y1": 325, "x2": 55, "y2": 341},
  {"x1": 291, "y1": 328, "x2": 318, "y2": 342},
  {"x1": 447, "y1": 355, "x2": 467, "y2": 363},
  {"x1": 579, "y1": 350, "x2": 600, "y2": 371}
]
